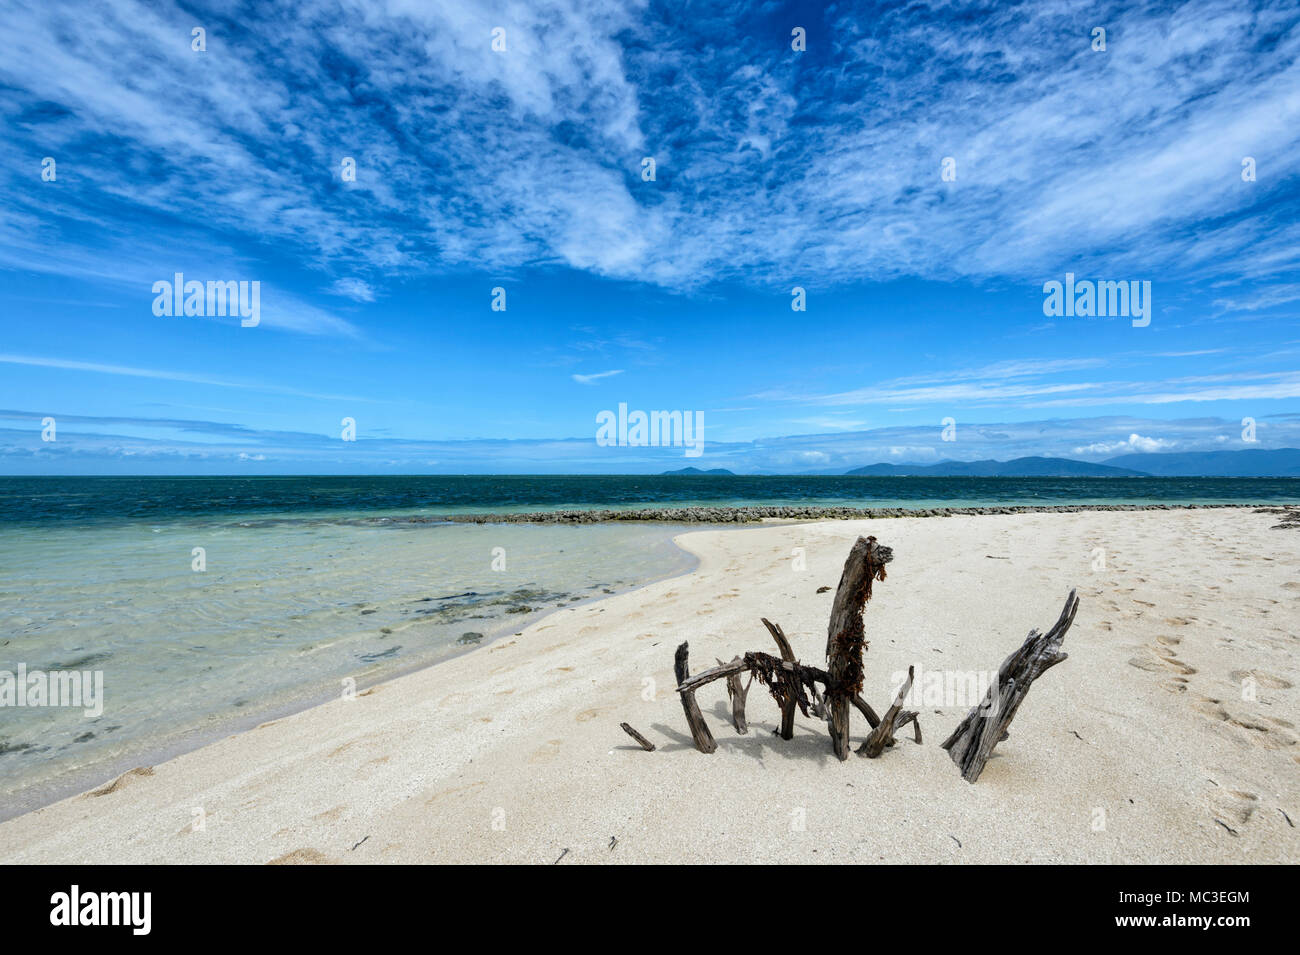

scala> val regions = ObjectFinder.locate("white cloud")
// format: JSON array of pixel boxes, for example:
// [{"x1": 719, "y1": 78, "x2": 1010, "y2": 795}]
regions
[
  {"x1": 1073, "y1": 433, "x2": 1177, "y2": 455},
  {"x1": 571, "y1": 369, "x2": 623, "y2": 385},
  {"x1": 328, "y1": 278, "x2": 377, "y2": 302}
]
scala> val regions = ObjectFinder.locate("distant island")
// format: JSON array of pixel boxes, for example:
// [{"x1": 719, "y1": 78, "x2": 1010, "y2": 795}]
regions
[{"x1": 661, "y1": 467, "x2": 736, "y2": 475}]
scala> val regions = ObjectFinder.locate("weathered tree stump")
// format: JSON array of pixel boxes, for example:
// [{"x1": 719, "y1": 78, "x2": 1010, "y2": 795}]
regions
[
  {"x1": 941, "y1": 590, "x2": 1079, "y2": 782},
  {"x1": 674, "y1": 642, "x2": 717, "y2": 754},
  {"x1": 824, "y1": 536, "x2": 894, "y2": 760}
]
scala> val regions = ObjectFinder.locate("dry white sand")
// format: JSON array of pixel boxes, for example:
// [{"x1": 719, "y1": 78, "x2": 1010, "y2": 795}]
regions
[{"x1": 1, "y1": 509, "x2": 1296, "y2": 864}]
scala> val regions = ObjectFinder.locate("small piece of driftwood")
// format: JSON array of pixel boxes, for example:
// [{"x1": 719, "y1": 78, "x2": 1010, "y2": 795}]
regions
[
  {"x1": 674, "y1": 642, "x2": 717, "y2": 754},
  {"x1": 619, "y1": 722, "x2": 656, "y2": 751},
  {"x1": 941, "y1": 589, "x2": 1079, "y2": 782},
  {"x1": 858, "y1": 665, "x2": 920, "y2": 758}
]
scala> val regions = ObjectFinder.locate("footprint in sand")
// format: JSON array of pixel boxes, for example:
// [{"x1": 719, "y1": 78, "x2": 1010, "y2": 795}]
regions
[
  {"x1": 575, "y1": 708, "x2": 601, "y2": 723},
  {"x1": 267, "y1": 848, "x2": 332, "y2": 865},
  {"x1": 529, "y1": 739, "x2": 563, "y2": 763},
  {"x1": 1128, "y1": 648, "x2": 1196, "y2": 676},
  {"x1": 1194, "y1": 698, "x2": 1299, "y2": 750},
  {"x1": 88, "y1": 766, "x2": 154, "y2": 797},
  {"x1": 1228, "y1": 669, "x2": 1293, "y2": 689},
  {"x1": 1208, "y1": 787, "x2": 1259, "y2": 835}
]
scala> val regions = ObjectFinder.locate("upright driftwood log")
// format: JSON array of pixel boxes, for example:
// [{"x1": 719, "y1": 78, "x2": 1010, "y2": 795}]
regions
[
  {"x1": 824, "y1": 536, "x2": 894, "y2": 760},
  {"x1": 718, "y1": 656, "x2": 751, "y2": 734},
  {"x1": 674, "y1": 642, "x2": 717, "y2": 753},
  {"x1": 941, "y1": 590, "x2": 1079, "y2": 782},
  {"x1": 761, "y1": 618, "x2": 799, "y2": 739}
]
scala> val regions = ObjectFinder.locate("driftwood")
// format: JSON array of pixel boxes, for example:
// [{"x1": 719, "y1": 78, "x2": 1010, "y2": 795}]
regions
[
  {"x1": 761, "y1": 618, "x2": 799, "y2": 738},
  {"x1": 858, "y1": 665, "x2": 920, "y2": 757},
  {"x1": 674, "y1": 643, "x2": 717, "y2": 754},
  {"x1": 669, "y1": 536, "x2": 911, "y2": 758},
  {"x1": 619, "y1": 722, "x2": 656, "y2": 751},
  {"x1": 824, "y1": 537, "x2": 894, "y2": 759},
  {"x1": 633, "y1": 535, "x2": 1075, "y2": 783},
  {"x1": 718, "y1": 656, "x2": 751, "y2": 734},
  {"x1": 941, "y1": 590, "x2": 1079, "y2": 782}
]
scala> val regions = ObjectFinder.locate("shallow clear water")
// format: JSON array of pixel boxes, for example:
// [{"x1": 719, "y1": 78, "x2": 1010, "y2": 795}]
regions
[{"x1": 0, "y1": 514, "x2": 692, "y2": 818}]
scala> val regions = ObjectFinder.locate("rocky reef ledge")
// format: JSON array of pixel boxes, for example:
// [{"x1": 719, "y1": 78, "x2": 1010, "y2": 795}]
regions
[{"x1": 405, "y1": 502, "x2": 1291, "y2": 525}]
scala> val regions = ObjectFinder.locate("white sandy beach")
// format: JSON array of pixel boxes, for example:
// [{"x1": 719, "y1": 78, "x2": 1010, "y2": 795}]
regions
[{"x1": 1, "y1": 508, "x2": 1296, "y2": 864}]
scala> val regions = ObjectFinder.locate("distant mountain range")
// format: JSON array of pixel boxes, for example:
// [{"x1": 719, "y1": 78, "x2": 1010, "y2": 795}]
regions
[
  {"x1": 846, "y1": 456, "x2": 1144, "y2": 477},
  {"x1": 1099, "y1": 448, "x2": 1300, "y2": 477},
  {"x1": 660, "y1": 449, "x2": 1300, "y2": 477},
  {"x1": 848, "y1": 448, "x2": 1300, "y2": 477}
]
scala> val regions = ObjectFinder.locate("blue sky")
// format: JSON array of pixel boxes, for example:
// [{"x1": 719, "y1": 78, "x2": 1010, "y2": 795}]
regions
[{"x1": 2, "y1": 0, "x2": 1299, "y2": 474}]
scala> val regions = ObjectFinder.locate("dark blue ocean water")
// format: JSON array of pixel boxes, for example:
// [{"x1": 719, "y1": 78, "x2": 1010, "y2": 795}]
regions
[{"x1": 1, "y1": 474, "x2": 1297, "y2": 525}]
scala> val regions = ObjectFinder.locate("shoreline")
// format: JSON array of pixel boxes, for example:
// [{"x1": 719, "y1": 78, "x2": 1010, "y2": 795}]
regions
[
  {"x1": 1, "y1": 506, "x2": 1295, "y2": 863},
  {"x1": 394, "y1": 502, "x2": 1297, "y2": 524}
]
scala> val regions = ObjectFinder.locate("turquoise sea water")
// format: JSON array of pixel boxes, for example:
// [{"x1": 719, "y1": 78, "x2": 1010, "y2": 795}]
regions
[
  {"x1": 1, "y1": 474, "x2": 1296, "y2": 819},
  {"x1": 3, "y1": 474, "x2": 1299, "y2": 524}
]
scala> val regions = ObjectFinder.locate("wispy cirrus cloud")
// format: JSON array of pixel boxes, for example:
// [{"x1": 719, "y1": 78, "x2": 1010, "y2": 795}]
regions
[
  {"x1": 327, "y1": 278, "x2": 377, "y2": 303},
  {"x1": 0, "y1": 354, "x2": 373, "y2": 402},
  {"x1": 571, "y1": 369, "x2": 623, "y2": 385},
  {"x1": 1, "y1": 0, "x2": 1297, "y2": 300},
  {"x1": 750, "y1": 353, "x2": 1300, "y2": 410}
]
